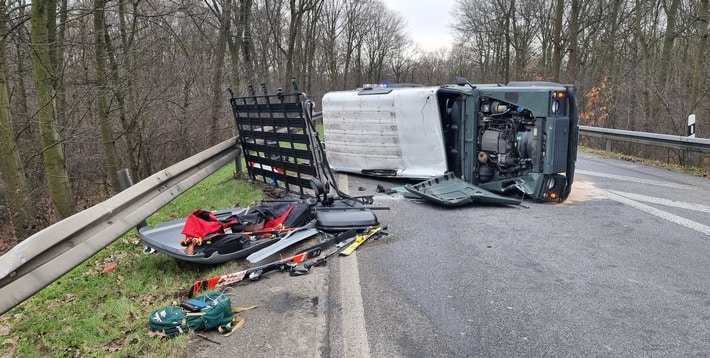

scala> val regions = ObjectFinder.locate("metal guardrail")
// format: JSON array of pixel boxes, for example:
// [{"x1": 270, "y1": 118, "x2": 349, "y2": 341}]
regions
[
  {"x1": 0, "y1": 137, "x2": 241, "y2": 315},
  {"x1": 579, "y1": 125, "x2": 710, "y2": 154}
]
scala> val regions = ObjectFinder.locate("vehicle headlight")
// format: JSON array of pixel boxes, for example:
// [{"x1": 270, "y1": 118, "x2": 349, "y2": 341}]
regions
[
  {"x1": 546, "y1": 177, "x2": 556, "y2": 190},
  {"x1": 551, "y1": 100, "x2": 559, "y2": 114}
]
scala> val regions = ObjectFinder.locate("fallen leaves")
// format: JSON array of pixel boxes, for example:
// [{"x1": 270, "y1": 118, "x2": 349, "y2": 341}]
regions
[
  {"x1": 0, "y1": 325, "x2": 11, "y2": 336},
  {"x1": 2, "y1": 336, "x2": 18, "y2": 356},
  {"x1": 147, "y1": 330, "x2": 168, "y2": 338}
]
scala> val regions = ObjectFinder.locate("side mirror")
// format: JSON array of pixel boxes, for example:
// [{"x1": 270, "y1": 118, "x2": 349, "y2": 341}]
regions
[{"x1": 455, "y1": 76, "x2": 476, "y2": 90}]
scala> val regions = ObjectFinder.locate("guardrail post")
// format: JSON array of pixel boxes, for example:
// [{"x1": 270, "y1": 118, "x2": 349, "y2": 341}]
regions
[
  {"x1": 117, "y1": 168, "x2": 148, "y2": 229},
  {"x1": 605, "y1": 139, "x2": 612, "y2": 152},
  {"x1": 235, "y1": 150, "x2": 243, "y2": 174}
]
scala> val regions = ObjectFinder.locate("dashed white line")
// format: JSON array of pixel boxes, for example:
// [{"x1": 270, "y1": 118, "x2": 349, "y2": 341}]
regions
[
  {"x1": 600, "y1": 189, "x2": 710, "y2": 237},
  {"x1": 605, "y1": 190, "x2": 710, "y2": 214},
  {"x1": 576, "y1": 170, "x2": 697, "y2": 190}
]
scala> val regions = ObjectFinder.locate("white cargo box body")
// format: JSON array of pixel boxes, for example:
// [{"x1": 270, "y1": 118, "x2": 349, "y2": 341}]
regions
[{"x1": 322, "y1": 86, "x2": 447, "y2": 178}]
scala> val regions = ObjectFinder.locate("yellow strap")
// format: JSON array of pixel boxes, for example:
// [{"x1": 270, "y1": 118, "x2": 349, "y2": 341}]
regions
[
  {"x1": 214, "y1": 305, "x2": 256, "y2": 336},
  {"x1": 233, "y1": 305, "x2": 258, "y2": 313},
  {"x1": 218, "y1": 316, "x2": 246, "y2": 337},
  {"x1": 341, "y1": 226, "x2": 382, "y2": 256}
]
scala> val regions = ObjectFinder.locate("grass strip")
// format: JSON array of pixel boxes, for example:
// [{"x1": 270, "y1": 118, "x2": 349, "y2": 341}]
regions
[{"x1": 0, "y1": 162, "x2": 263, "y2": 357}]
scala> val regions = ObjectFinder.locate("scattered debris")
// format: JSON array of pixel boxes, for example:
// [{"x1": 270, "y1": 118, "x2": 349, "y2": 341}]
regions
[
  {"x1": 148, "y1": 291, "x2": 255, "y2": 338},
  {"x1": 138, "y1": 202, "x2": 312, "y2": 264},
  {"x1": 188, "y1": 230, "x2": 359, "y2": 297},
  {"x1": 143, "y1": 80, "x2": 391, "y2": 340},
  {"x1": 404, "y1": 172, "x2": 522, "y2": 207},
  {"x1": 375, "y1": 184, "x2": 398, "y2": 195},
  {"x1": 340, "y1": 226, "x2": 386, "y2": 256},
  {"x1": 196, "y1": 333, "x2": 221, "y2": 345},
  {"x1": 102, "y1": 263, "x2": 118, "y2": 273},
  {"x1": 402, "y1": 192, "x2": 422, "y2": 199}
]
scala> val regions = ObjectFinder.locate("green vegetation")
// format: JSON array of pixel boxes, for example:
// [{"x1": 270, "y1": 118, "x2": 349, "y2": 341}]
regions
[
  {"x1": 581, "y1": 146, "x2": 710, "y2": 178},
  {"x1": 0, "y1": 163, "x2": 262, "y2": 357}
]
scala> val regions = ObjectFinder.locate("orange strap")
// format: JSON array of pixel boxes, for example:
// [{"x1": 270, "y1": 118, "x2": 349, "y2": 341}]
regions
[{"x1": 181, "y1": 237, "x2": 204, "y2": 255}]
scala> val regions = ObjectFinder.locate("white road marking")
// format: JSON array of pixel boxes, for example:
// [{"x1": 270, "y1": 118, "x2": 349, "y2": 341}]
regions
[
  {"x1": 599, "y1": 189, "x2": 710, "y2": 237},
  {"x1": 605, "y1": 190, "x2": 710, "y2": 214},
  {"x1": 576, "y1": 170, "x2": 696, "y2": 190},
  {"x1": 335, "y1": 173, "x2": 371, "y2": 358},
  {"x1": 339, "y1": 252, "x2": 372, "y2": 358}
]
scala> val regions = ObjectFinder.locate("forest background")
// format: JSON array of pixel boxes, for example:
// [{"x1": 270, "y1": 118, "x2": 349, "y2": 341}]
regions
[{"x1": 0, "y1": 0, "x2": 708, "y2": 244}]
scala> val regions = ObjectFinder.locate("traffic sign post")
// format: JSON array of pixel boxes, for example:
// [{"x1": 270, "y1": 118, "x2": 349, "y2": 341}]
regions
[
  {"x1": 688, "y1": 114, "x2": 696, "y2": 138},
  {"x1": 685, "y1": 114, "x2": 696, "y2": 166}
]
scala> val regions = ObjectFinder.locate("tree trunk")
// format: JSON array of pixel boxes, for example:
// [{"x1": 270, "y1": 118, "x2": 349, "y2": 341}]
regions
[
  {"x1": 118, "y1": 0, "x2": 151, "y2": 179},
  {"x1": 689, "y1": 0, "x2": 709, "y2": 115},
  {"x1": 343, "y1": 0, "x2": 365, "y2": 89},
  {"x1": 503, "y1": 0, "x2": 514, "y2": 83},
  {"x1": 565, "y1": 0, "x2": 581, "y2": 83},
  {"x1": 321, "y1": 0, "x2": 341, "y2": 89},
  {"x1": 0, "y1": 3, "x2": 35, "y2": 239},
  {"x1": 551, "y1": 0, "x2": 564, "y2": 82},
  {"x1": 30, "y1": 0, "x2": 75, "y2": 218},
  {"x1": 633, "y1": 0, "x2": 652, "y2": 132},
  {"x1": 302, "y1": 1, "x2": 323, "y2": 93},
  {"x1": 46, "y1": 0, "x2": 63, "y2": 130},
  {"x1": 657, "y1": 0, "x2": 681, "y2": 91},
  {"x1": 228, "y1": 0, "x2": 255, "y2": 89},
  {"x1": 285, "y1": 0, "x2": 317, "y2": 86},
  {"x1": 93, "y1": 0, "x2": 121, "y2": 193},
  {"x1": 243, "y1": 0, "x2": 255, "y2": 81},
  {"x1": 54, "y1": 0, "x2": 67, "y2": 131},
  {"x1": 605, "y1": 0, "x2": 623, "y2": 82},
  {"x1": 209, "y1": 0, "x2": 232, "y2": 145},
  {"x1": 104, "y1": 28, "x2": 141, "y2": 180}
]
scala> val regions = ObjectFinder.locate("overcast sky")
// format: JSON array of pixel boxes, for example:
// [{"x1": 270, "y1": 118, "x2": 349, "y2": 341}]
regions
[{"x1": 382, "y1": 0, "x2": 456, "y2": 51}]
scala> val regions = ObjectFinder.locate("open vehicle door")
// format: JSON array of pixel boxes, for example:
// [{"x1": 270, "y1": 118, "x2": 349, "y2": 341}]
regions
[{"x1": 404, "y1": 173, "x2": 521, "y2": 207}]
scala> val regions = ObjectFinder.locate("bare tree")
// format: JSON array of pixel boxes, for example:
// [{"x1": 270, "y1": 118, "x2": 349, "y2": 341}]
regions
[
  {"x1": 564, "y1": 0, "x2": 581, "y2": 83},
  {"x1": 389, "y1": 45, "x2": 418, "y2": 83},
  {"x1": 318, "y1": 0, "x2": 344, "y2": 89},
  {"x1": 0, "y1": 2, "x2": 35, "y2": 240},
  {"x1": 93, "y1": 0, "x2": 121, "y2": 192},
  {"x1": 551, "y1": 0, "x2": 565, "y2": 82},
  {"x1": 452, "y1": 0, "x2": 534, "y2": 82},
  {"x1": 4, "y1": 0, "x2": 709, "y2": 235},
  {"x1": 361, "y1": 1, "x2": 407, "y2": 83},
  {"x1": 31, "y1": 0, "x2": 75, "y2": 218},
  {"x1": 104, "y1": 0, "x2": 152, "y2": 180},
  {"x1": 658, "y1": 0, "x2": 682, "y2": 91},
  {"x1": 341, "y1": 0, "x2": 368, "y2": 88},
  {"x1": 208, "y1": 0, "x2": 232, "y2": 145},
  {"x1": 228, "y1": 0, "x2": 255, "y2": 91},
  {"x1": 689, "y1": 0, "x2": 710, "y2": 118},
  {"x1": 300, "y1": 0, "x2": 324, "y2": 93}
]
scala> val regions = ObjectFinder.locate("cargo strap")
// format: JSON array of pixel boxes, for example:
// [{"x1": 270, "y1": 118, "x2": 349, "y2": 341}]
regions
[{"x1": 217, "y1": 305, "x2": 258, "y2": 337}]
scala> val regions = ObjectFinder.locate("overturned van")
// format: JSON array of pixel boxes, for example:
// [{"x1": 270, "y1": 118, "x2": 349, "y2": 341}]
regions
[{"x1": 321, "y1": 78, "x2": 578, "y2": 205}]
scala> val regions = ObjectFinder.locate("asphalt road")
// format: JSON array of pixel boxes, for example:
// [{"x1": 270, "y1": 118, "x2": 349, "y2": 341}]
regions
[{"x1": 192, "y1": 151, "x2": 710, "y2": 357}]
